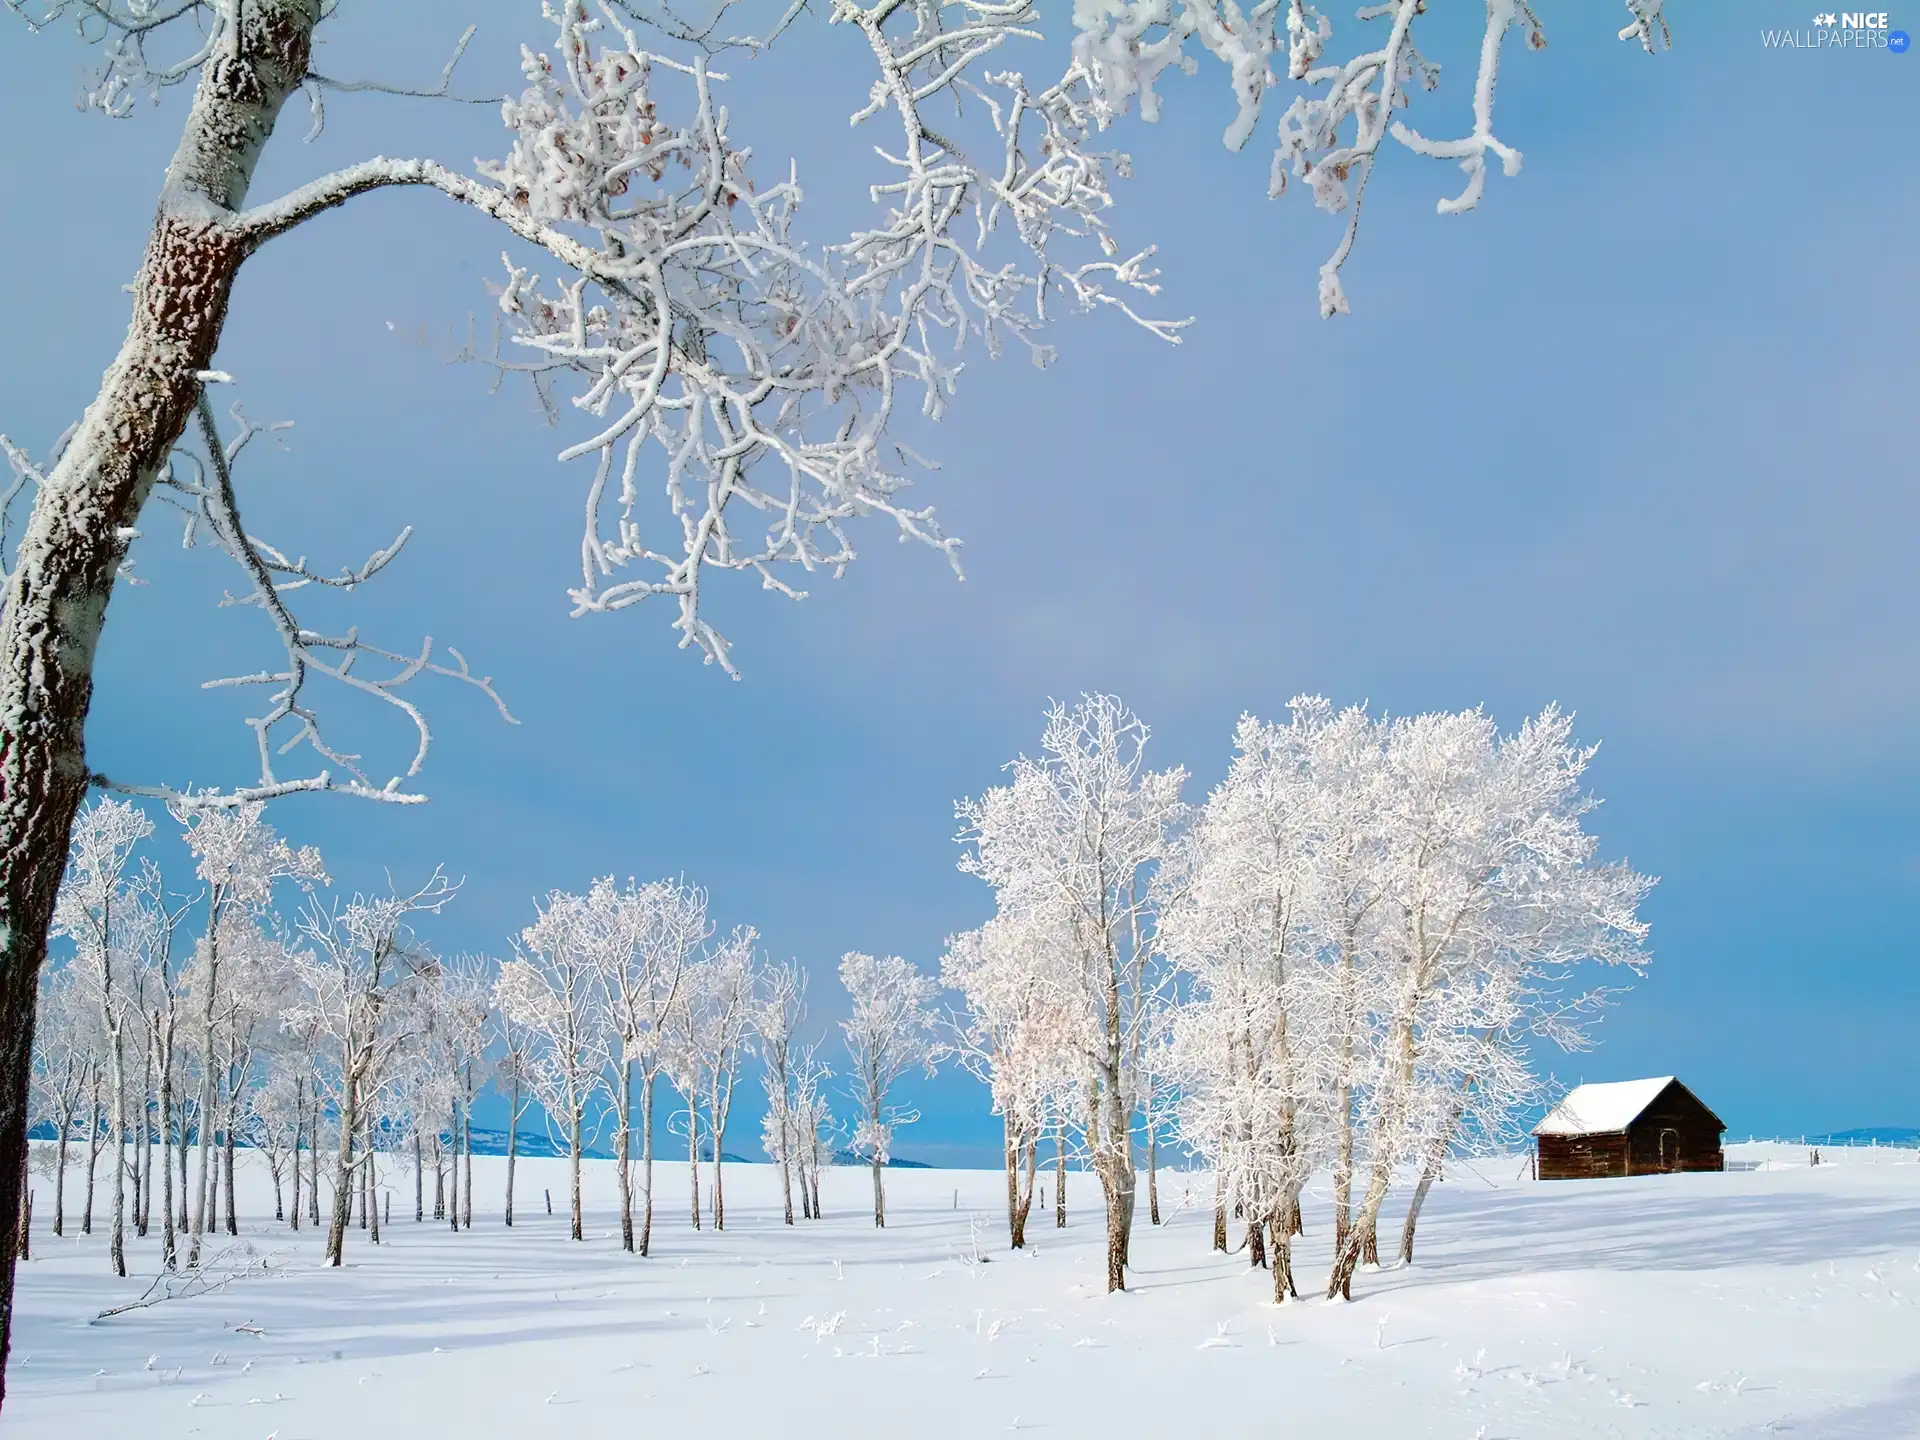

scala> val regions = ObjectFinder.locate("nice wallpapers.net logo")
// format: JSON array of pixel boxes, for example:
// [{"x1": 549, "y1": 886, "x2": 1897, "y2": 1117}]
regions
[{"x1": 1761, "y1": 10, "x2": 1912, "y2": 48}]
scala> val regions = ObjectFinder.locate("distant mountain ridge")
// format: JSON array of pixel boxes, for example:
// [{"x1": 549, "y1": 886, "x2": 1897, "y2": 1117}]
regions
[
  {"x1": 1803, "y1": 1127, "x2": 1920, "y2": 1147},
  {"x1": 27, "y1": 1122, "x2": 935, "y2": 1168},
  {"x1": 831, "y1": 1150, "x2": 931, "y2": 1169}
]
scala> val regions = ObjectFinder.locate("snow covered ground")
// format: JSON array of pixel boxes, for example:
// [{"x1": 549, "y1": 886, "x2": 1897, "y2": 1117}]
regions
[{"x1": 10, "y1": 1142, "x2": 1920, "y2": 1438}]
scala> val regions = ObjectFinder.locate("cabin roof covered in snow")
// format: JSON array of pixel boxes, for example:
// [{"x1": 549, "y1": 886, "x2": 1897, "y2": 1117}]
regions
[{"x1": 1533, "y1": 1077, "x2": 1680, "y2": 1136}]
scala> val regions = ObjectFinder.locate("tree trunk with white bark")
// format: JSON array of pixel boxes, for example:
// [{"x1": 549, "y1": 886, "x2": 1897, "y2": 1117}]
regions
[{"x1": 0, "y1": 4, "x2": 321, "y2": 1392}]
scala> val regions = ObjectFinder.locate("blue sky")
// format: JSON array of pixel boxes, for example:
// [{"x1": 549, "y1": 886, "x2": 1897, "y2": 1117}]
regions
[{"x1": 1, "y1": 3, "x2": 1914, "y2": 1165}]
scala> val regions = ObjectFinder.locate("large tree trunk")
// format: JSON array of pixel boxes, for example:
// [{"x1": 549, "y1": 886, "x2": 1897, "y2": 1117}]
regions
[
  {"x1": 107, "y1": 1026, "x2": 127, "y2": 1277},
  {"x1": 364, "y1": 1115, "x2": 380, "y2": 1246},
  {"x1": 503, "y1": 1075, "x2": 519, "y2": 1228},
  {"x1": 1332, "y1": 928, "x2": 1359, "y2": 1260},
  {"x1": 569, "y1": 1106, "x2": 584, "y2": 1242},
  {"x1": 1329, "y1": 1004, "x2": 1420, "y2": 1300},
  {"x1": 189, "y1": 1014, "x2": 217, "y2": 1257},
  {"x1": 326, "y1": 1070, "x2": 360, "y2": 1266},
  {"x1": 777, "y1": 1103, "x2": 794, "y2": 1227},
  {"x1": 1055, "y1": 1131, "x2": 1067, "y2": 1230},
  {"x1": 82, "y1": 1068, "x2": 100, "y2": 1236},
  {"x1": 1399, "y1": 1156, "x2": 1441, "y2": 1267},
  {"x1": 51, "y1": 1103, "x2": 69, "y2": 1239},
  {"x1": 222, "y1": 1067, "x2": 239, "y2": 1237},
  {"x1": 1005, "y1": 1123, "x2": 1036, "y2": 1250},
  {"x1": 1398, "y1": 1105, "x2": 1466, "y2": 1266},
  {"x1": 176, "y1": 1092, "x2": 190, "y2": 1230},
  {"x1": 0, "y1": 4, "x2": 321, "y2": 1401},
  {"x1": 616, "y1": 1060, "x2": 634, "y2": 1252},
  {"x1": 1330, "y1": 1160, "x2": 1397, "y2": 1300},
  {"x1": 1004, "y1": 1121, "x2": 1022, "y2": 1249},
  {"x1": 158, "y1": 1055, "x2": 176, "y2": 1267},
  {"x1": 870, "y1": 1155, "x2": 885, "y2": 1229},
  {"x1": 1093, "y1": 1081, "x2": 1136, "y2": 1292},
  {"x1": 287, "y1": 1080, "x2": 301, "y2": 1233},
  {"x1": 460, "y1": 1076, "x2": 472, "y2": 1231},
  {"x1": 307, "y1": 1115, "x2": 320, "y2": 1229},
  {"x1": 638, "y1": 1071, "x2": 655, "y2": 1255},
  {"x1": 687, "y1": 1104, "x2": 701, "y2": 1232},
  {"x1": 205, "y1": 1124, "x2": 219, "y2": 1235},
  {"x1": 1147, "y1": 1133, "x2": 1159, "y2": 1226},
  {"x1": 135, "y1": 1048, "x2": 151, "y2": 1237},
  {"x1": 447, "y1": 1100, "x2": 460, "y2": 1234},
  {"x1": 711, "y1": 1081, "x2": 728, "y2": 1234},
  {"x1": 1269, "y1": 1199, "x2": 1301, "y2": 1304}
]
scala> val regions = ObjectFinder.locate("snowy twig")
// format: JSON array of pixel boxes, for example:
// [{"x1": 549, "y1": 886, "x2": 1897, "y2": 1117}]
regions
[
  {"x1": 92, "y1": 1242, "x2": 287, "y2": 1321},
  {"x1": 113, "y1": 395, "x2": 516, "y2": 809}
]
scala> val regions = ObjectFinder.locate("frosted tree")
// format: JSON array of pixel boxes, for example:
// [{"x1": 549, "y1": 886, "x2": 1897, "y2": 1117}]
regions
[
  {"x1": 175, "y1": 804, "x2": 324, "y2": 1263},
  {"x1": 1354, "y1": 708, "x2": 1652, "y2": 1283},
  {"x1": 838, "y1": 951, "x2": 939, "y2": 1228},
  {"x1": 957, "y1": 695, "x2": 1186, "y2": 1290},
  {"x1": 429, "y1": 953, "x2": 492, "y2": 1232},
  {"x1": 390, "y1": 1048, "x2": 457, "y2": 1224},
  {"x1": 1070, "y1": 0, "x2": 1672, "y2": 316},
  {"x1": 287, "y1": 872, "x2": 455, "y2": 1265},
  {"x1": 942, "y1": 911, "x2": 1073, "y2": 1249},
  {"x1": 121, "y1": 861, "x2": 192, "y2": 1265},
  {"x1": 1162, "y1": 705, "x2": 1341, "y2": 1301},
  {"x1": 51, "y1": 799, "x2": 153, "y2": 1276},
  {"x1": 756, "y1": 960, "x2": 807, "y2": 1227},
  {"x1": 491, "y1": 997, "x2": 538, "y2": 1227},
  {"x1": 789, "y1": 1044, "x2": 837, "y2": 1222},
  {"x1": 0, "y1": 0, "x2": 1677, "y2": 1389},
  {"x1": 27, "y1": 968, "x2": 91, "y2": 1240},
  {"x1": 495, "y1": 889, "x2": 611, "y2": 1242},
  {"x1": 246, "y1": 1049, "x2": 306, "y2": 1223},
  {"x1": 1309, "y1": 705, "x2": 1650, "y2": 1298},
  {"x1": 677, "y1": 927, "x2": 758, "y2": 1231},
  {"x1": 590, "y1": 878, "x2": 705, "y2": 1254}
]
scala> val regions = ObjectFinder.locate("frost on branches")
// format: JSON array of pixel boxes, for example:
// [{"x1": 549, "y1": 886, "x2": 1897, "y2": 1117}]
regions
[
  {"x1": 950, "y1": 694, "x2": 1652, "y2": 1299},
  {"x1": 457, "y1": 1, "x2": 1182, "y2": 674},
  {"x1": 1161, "y1": 698, "x2": 1653, "y2": 1301},
  {"x1": 956, "y1": 695, "x2": 1187, "y2": 1292},
  {"x1": 837, "y1": 951, "x2": 938, "y2": 1228},
  {"x1": 1069, "y1": 0, "x2": 1674, "y2": 315}
]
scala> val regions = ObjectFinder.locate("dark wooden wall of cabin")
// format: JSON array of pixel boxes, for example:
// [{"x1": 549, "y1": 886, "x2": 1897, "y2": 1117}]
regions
[
  {"x1": 1625, "y1": 1088, "x2": 1725, "y2": 1174},
  {"x1": 1537, "y1": 1133, "x2": 1630, "y2": 1179}
]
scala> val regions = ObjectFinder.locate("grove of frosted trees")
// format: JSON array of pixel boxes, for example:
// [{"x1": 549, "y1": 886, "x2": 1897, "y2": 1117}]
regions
[
  {"x1": 20, "y1": 693, "x2": 1652, "y2": 1334},
  {"x1": 0, "y1": 0, "x2": 1676, "y2": 1406}
]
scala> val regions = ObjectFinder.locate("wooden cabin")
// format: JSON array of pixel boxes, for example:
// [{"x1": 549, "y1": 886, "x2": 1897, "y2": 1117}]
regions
[{"x1": 1533, "y1": 1076, "x2": 1726, "y2": 1180}]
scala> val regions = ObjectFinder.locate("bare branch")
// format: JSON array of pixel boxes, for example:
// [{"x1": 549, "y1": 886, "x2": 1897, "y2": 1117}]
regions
[
  {"x1": 142, "y1": 395, "x2": 515, "y2": 807},
  {"x1": 300, "y1": 23, "x2": 505, "y2": 142}
]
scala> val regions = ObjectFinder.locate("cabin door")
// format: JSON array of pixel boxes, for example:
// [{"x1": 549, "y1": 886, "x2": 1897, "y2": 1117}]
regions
[{"x1": 1657, "y1": 1128, "x2": 1679, "y2": 1173}]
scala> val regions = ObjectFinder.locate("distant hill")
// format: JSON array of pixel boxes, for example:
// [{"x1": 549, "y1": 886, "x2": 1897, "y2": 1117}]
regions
[
  {"x1": 29, "y1": 1121, "x2": 921, "y2": 1168},
  {"x1": 465, "y1": 1128, "x2": 750, "y2": 1164},
  {"x1": 465, "y1": 1126, "x2": 609, "y2": 1161},
  {"x1": 831, "y1": 1149, "x2": 931, "y2": 1169}
]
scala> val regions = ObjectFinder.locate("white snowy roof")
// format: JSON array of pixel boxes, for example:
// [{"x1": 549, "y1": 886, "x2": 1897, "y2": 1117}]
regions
[{"x1": 1533, "y1": 1077, "x2": 1677, "y2": 1137}]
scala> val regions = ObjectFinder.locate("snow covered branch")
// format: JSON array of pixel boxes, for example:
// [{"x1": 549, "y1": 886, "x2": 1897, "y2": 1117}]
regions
[
  {"x1": 235, "y1": 1, "x2": 1179, "y2": 675},
  {"x1": 1070, "y1": 0, "x2": 1673, "y2": 316}
]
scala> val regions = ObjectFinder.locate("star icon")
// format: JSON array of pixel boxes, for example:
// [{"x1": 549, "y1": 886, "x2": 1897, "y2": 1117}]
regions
[{"x1": 1816, "y1": 11, "x2": 1838, "y2": 23}]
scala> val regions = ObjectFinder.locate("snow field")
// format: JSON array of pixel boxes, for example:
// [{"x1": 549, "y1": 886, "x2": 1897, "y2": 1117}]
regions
[{"x1": 9, "y1": 1143, "x2": 1920, "y2": 1438}]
